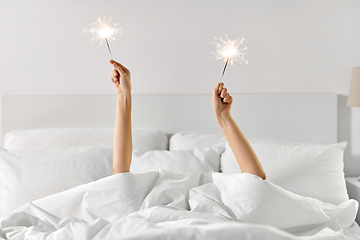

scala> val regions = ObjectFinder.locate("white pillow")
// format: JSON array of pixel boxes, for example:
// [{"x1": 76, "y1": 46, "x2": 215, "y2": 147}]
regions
[
  {"x1": 4, "y1": 128, "x2": 168, "y2": 153},
  {"x1": 169, "y1": 132, "x2": 227, "y2": 151},
  {"x1": 168, "y1": 131, "x2": 316, "y2": 151},
  {"x1": 247, "y1": 137, "x2": 322, "y2": 146},
  {"x1": 130, "y1": 147, "x2": 221, "y2": 174},
  {"x1": 0, "y1": 147, "x2": 113, "y2": 214},
  {"x1": 221, "y1": 141, "x2": 349, "y2": 205}
]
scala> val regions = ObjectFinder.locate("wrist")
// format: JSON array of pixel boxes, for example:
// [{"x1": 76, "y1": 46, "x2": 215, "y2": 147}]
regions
[
  {"x1": 117, "y1": 90, "x2": 131, "y2": 99},
  {"x1": 216, "y1": 112, "x2": 231, "y2": 121},
  {"x1": 215, "y1": 112, "x2": 232, "y2": 128},
  {"x1": 117, "y1": 91, "x2": 132, "y2": 108}
]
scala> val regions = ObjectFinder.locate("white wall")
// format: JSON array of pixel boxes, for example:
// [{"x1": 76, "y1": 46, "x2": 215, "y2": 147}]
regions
[
  {"x1": 1, "y1": 0, "x2": 360, "y2": 174},
  {"x1": 1, "y1": 0, "x2": 359, "y2": 95}
]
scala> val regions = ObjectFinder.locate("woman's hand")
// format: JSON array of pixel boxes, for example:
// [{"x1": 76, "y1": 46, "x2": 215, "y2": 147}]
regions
[
  {"x1": 212, "y1": 82, "x2": 233, "y2": 118},
  {"x1": 109, "y1": 60, "x2": 131, "y2": 96}
]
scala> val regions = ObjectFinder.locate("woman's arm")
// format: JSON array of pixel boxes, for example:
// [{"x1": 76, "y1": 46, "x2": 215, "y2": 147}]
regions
[
  {"x1": 212, "y1": 83, "x2": 266, "y2": 180},
  {"x1": 109, "y1": 60, "x2": 132, "y2": 174}
]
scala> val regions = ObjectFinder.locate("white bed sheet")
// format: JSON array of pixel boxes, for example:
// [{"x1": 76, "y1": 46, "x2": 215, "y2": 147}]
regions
[{"x1": 0, "y1": 170, "x2": 359, "y2": 240}]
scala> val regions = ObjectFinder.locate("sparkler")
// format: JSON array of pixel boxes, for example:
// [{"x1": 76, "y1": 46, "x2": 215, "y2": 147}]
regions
[
  {"x1": 211, "y1": 34, "x2": 248, "y2": 81},
  {"x1": 84, "y1": 17, "x2": 122, "y2": 60}
]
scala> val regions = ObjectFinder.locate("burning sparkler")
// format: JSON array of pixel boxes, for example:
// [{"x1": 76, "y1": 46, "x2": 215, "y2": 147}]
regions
[
  {"x1": 211, "y1": 34, "x2": 248, "y2": 81},
  {"x1": 84, "y1": 17, "x2": 122, "y2": 60}
]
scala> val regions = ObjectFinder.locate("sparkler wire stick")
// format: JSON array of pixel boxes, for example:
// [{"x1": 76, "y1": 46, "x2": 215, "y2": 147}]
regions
[
  {"x1": 220, "y1": 58, "x2": 229, "y2": 82},
  {"x1": 104, "y1": 37, "x2": 113, "y2": 60},
  {"x1": 222, "y1": 58, "x2": 229, "y2": 76}
]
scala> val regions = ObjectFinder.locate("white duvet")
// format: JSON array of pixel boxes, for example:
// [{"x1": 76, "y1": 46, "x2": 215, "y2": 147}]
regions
[{"x1": 0, "y1": 170, "x2": 359, "y2": 240}]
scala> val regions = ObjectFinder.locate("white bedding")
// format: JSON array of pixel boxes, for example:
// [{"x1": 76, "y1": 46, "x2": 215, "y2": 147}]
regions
[{"x1": 1, "y1": 170, "x2": 359, "y2": 240}]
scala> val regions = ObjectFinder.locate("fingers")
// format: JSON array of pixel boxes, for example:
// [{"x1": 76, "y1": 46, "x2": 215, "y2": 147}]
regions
[
  {"x1": 223, "y1": 93, "x2": 233, "y2": 104},
  {"x1": 214, "y1": 82, "x2": 224, "y2": 96},
  {"x1": 113, "y1": 60, "x2": 129, "y2": 73},
  {"x1": 112, "y1": 69, "x2": 119, "y2": 79},
  {"x1": 213, "y1": 83, "x2": 220, "y2": 96},
  {"x1": 113, "y1": 63, "x2": 125, "y2": 76},
  {"x1": 214, "y1": 83, "x2": 232, "y2": 103},
  {"x1": 110, "y1": 70, "x2": 119, "y2": 85},
  {"x1": 217, "y1": 82, "x2": 224, "y2": 95},
  {"x1": 220, "y1": 87, "x2": 227, "y2": 98},
  {"x1": 110, "y1": 75, "x2": 117, "y2": 84},
  {"x1": 109, "y1": 60, "x2": 129, "y2": 74}
]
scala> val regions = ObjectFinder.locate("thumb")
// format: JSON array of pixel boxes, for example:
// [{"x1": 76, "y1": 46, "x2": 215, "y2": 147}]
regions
[{"x1": 110, "y1": 60, "x2": 125, "y2": 75}]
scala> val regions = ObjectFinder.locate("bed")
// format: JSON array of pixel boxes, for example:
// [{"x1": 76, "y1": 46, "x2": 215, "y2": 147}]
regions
[{"x1": 0, "y1": 93, "x2": 359, "y2": 239}]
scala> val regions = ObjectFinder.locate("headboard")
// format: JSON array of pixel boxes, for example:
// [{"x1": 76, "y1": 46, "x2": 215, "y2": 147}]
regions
[{"x1": 1, "y1": 93, "x2": 337, "y2": 145}]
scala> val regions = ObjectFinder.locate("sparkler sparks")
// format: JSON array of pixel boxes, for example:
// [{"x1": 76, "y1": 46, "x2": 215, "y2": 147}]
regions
[
  {"x1": 211, "y1": 34, "x2": 248, "y2": 80},
  {"x1": 84, "y1": 17, "x2": 122, "y2": 60}
]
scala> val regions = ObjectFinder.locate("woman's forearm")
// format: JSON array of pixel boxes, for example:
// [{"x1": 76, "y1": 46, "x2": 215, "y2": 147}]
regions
[
  {"x1": 109, "y1": 60, "x2": 132, "y2": 174},
  {"x1": 216, "y1": 112, "x2": 266, "y2": 180},
  {"x1": 113, "y1": 92, "x2": 132, "y2": 174}
]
